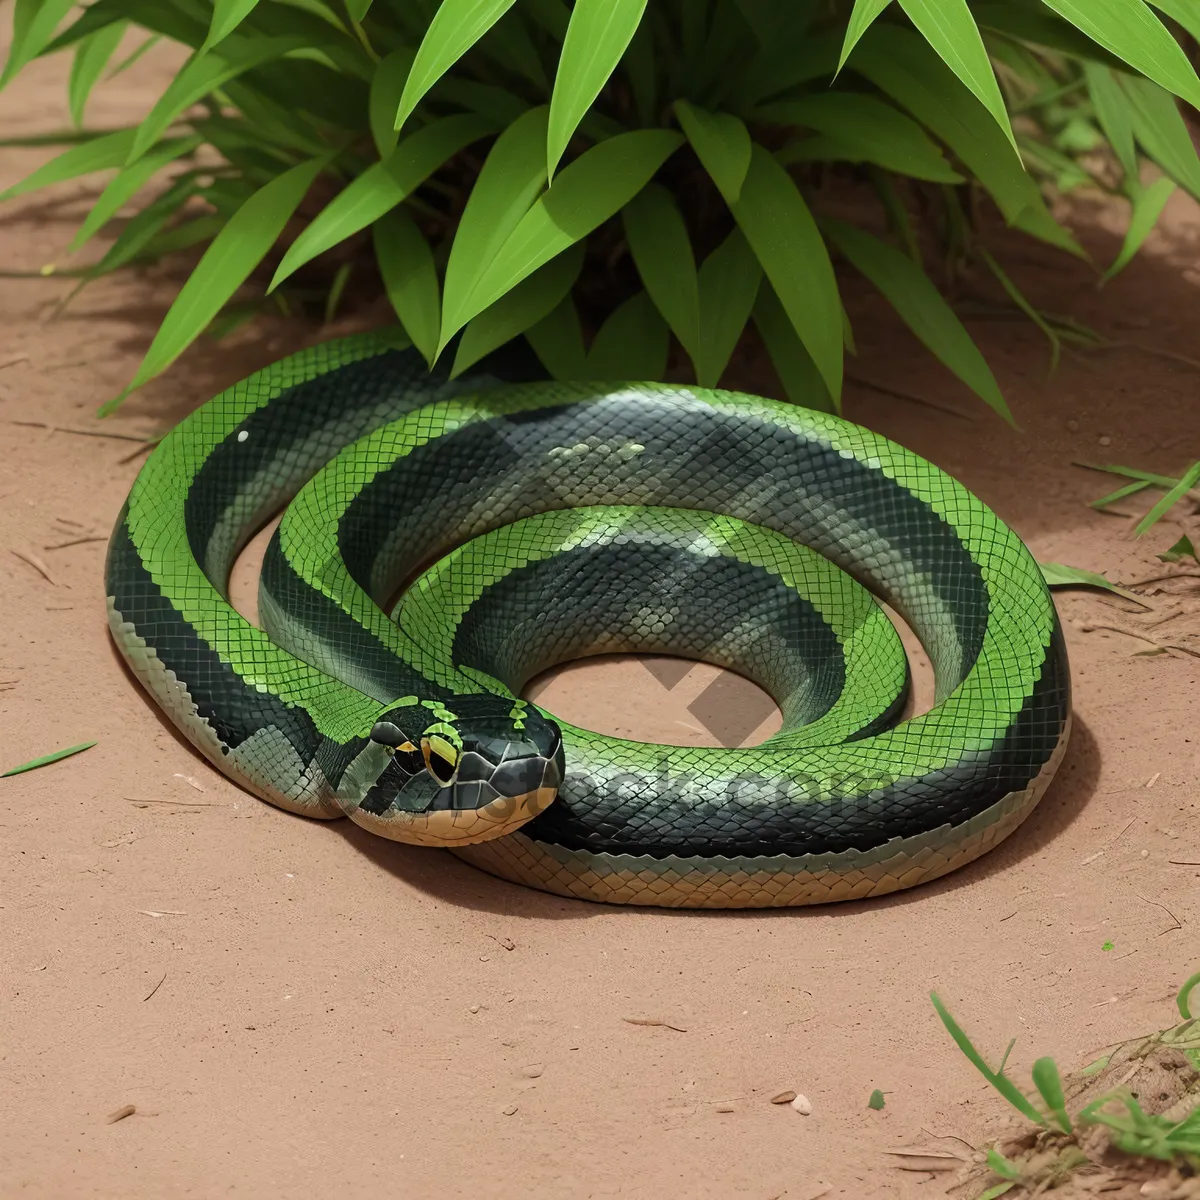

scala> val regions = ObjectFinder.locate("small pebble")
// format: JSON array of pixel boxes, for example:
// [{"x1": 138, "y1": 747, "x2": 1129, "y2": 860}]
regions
[
  {"x1": 469, "y1": 1005, "x2": 480, "y2": 1013},
  {"x1": 1099, "y1": 435, "x2": 1111, "y2": 446},
  {"x1": 791, "y1": 1094, "x2": 813, "y2": 1115},
  {"x1": 770, "y1": 1090, "x2": 797, "y2": 1105},
  {"x1": 715, "y1": 1103, "x2": 736, "y2": 1113},
  {"x1": 521, "y1": 1064, "x2": 544, "y2": 1079},
  {"x1": 501, "y1": 1104, "x2": 518, "y2": 1116}
]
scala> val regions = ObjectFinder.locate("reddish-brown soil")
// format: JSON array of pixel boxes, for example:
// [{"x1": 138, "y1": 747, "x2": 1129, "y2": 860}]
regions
[{"x1": 3, "y1": 32, "x2": 1200, "y2": 1200}]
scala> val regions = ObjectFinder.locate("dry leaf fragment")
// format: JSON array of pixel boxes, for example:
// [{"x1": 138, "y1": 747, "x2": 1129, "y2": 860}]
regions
[
  {"x1": 106, "y1": 1105, "x2": 136, "y2": 1124},
  {"x1": 770, "y1": 1090, "x2": 797, "y2": 1105}
]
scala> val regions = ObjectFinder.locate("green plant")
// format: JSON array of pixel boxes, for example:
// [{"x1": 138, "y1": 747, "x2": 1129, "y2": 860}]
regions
[
  {"x1": 932, "y1": 971, "x2": 1200, "y2": 1196},
  {"x1": 4, "y1": 1, "x2": 1200, "y2": 415}
]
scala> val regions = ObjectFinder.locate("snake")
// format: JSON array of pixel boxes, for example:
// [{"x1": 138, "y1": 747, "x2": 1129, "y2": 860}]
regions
[{"x1": 105, "y1": 328, "x2": 1071, "y2": 908}]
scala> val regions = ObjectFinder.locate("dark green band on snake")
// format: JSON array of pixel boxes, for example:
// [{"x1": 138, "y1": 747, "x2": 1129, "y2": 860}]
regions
[{"x1": 106, "y1": 329, "x2": 1070, "y2": 907}]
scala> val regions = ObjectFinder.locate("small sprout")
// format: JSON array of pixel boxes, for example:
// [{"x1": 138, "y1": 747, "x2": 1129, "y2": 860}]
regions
[
  {"x1": 868, "y1": 1089, "x2": 886, "y2": 1110},
  {"x1": 1158, "y1": 534, "x2": 1198, "y2": 564},
  {"x1": 1102, "y1": 941, "x2": 1115, "y2": 952}
]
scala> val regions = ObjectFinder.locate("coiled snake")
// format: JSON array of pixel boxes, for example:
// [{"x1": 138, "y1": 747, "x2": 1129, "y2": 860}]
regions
[{"x1": 105, "y1": 329, "x2": 1070, "y2": 908}]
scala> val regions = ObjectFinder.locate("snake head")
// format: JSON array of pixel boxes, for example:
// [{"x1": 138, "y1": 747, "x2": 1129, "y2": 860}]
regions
[{"x1": 340, "y1": 696, "x2": 564, "y2": 846}]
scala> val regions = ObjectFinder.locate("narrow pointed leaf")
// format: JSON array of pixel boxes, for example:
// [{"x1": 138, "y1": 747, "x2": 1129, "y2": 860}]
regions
[
  {"x1": 370, "y1": 47, "x2": 416, "y2": 159},
  {"x1": 68, "y1": 22, "x2": 128, "y2": 128},
  {"x1": 547, "y1": 0, "x2": 647, "y2": 178},
  {"x1": 1031, "y1": 1058, "x2": 1072, "y2": 1133},
  {"x1": 622, "y1": 183, "x2": 700, "y2": 360},
  {"x1": 585, "y1": 291, "x2": 668, "y2": 381},
  {"x1": 346, "y1": 0, "x2": 375, "y2": 19},
  {"x1": 896, "y1": 0, "x2": 1016, "y2": 150},
  {"x1": 452, "y1": 243, "x2": 585, "y2": 376},
  {"x1": 1040, "y1": 562, "x2": 1143, "y2": 603},
  {"x1": 0, "y1": 128, "x2": 137, "y2": 202},
  {"x1": 2, "y1": 741, "x2": 97, "y2": 777},
  {"x1": 374, "y1": 208, "x2": 440, "y2": 365},
  {"x1": 202, "y1": 0, "x2": 264, "y2": 52},
  {"x1": 102, "y1": 155, "x2": 329, "y2": 410},
  {"x1": 394, "y1": 0, "x2": 519, "y2": 135},
  {"x1": 127, "y1": 37, "x2": 311, "y2": 165},
  {"x1": 70, "y1": 135, "x2": 204, "y2": 253},
  {"x1": 1105, "y1": 176, "x2": 1177, "y2": 280},
  {"x1": 756, "y1": 93, "x2": 962, "y2": 183},
  {"x1": 978, "y1": 247, "x2": 1060, "y2": 373},
  {"x1": 442, "y1": 105, "x2": 550, "y2": 337},
  {"x1": 1, "y1": 0, "x2": 77, "y2": 91},
  {"x1": 1122, "y1": 75, "x2": 1200, "y2": 201},
  {"x1": 1041, "y1": 0, "x2": 1200, "y2": 110},
  {"x1": 674, "y1": 101, "x2": 751, "y2": 205},
  {"x1": 822, "y1": 219, "x2": 1010, "y2": 422},
  {"x1": 271, "y1": 113, "x2": 492, "y2": 289},
  {"x1": 525, "y1": 295, "x2": 588, "y2": 379},
  {"x1": 447, "y1": 128, "x2": 684, "y2": 344},
  {"x1": 753, "y1": 283, "x2": 833, "y2": 411},
  {"x1": 1085, "y1": 63, "x2": 1139, "y2": 183},
  {"x1": 729, "y1": 143, "x2": 842, "y2": 402},
  {"x1": 1135, "y1": 461, "x2": 1200, "y2": 536},
  {"x1": 838, "y1": 0, "x2": 892, "y2": 73},
  {"x1": 696, "y1": 227, "x2": 762, "y2": 387},
  {"x1": 1150, "y1": 0, "x2": 1200, "y2": 42}
]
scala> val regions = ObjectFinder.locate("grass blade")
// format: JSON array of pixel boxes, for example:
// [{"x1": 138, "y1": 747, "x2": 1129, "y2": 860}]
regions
[
  {"x1": 445, "y1": 128, "x2": 684, "y2": 345},
  {"x1": 896, "y1": 0, "x2": 1017, "y2": 151},
  {"x1": 1151, "y1": 0, "x2": 1200, "y2": 41},
  {"x1": 271, "y1": 113, "x2": 493, "y2": 289},
  {"x1": 696, "y1": 226, "x2": 762, "y2": 387},
  {"x1": 622, "y1": 183, "x2": 700, "y2": 362},
  {"x1": 1104, "y1": 175, "x2": 1176, "y2": 281},
  {"x1": 0, "y1": 127, "x2": 136, "y2": 202},
  {"x1": 1042, "y1": 0, "x2": 1200, "y2": 110},
  {"x1": 730, "y1": 143, "x2": 842, "y2": 403},
  {"x1": 1135, "y1": 460, "x2": 1200, "y2": 536},
  {"x1": 753, "y1": 282, "x2": 834, "y2": 411},
  {"x1": 2, "y1": 741, "x2": 97, "y2": 777},
  {"x1": 838, "y1": 0, "x2": 892, "y2": 75},
  {"x1": 1122, "y1": 75, "x2": 1200, "y2": 201},
  {"x1": 451, "y1": 242, "x2": 584, "y2": 376},
  {"x1": 442, "y1": 105, "x2": 550, "y2": 338},
  {"x1": 68, "y1": 21, "x2": 128, "y2": 129},
  {"x1": 584, "y1": 290, "x2": 669, "y2": 381},
  {"x1": 394, "y1": 0, "x2": 520, "y2": 136},
  {"x1": 1031, "y1": 1057, "x2": 1073, "y2": 1133},
  {"x1": 370, "y1": 47, "x2": 415, "y2": 160},
  {"x1": 1085, "y1": 63, "x2": 1139, "y2": 184},
  {"x1": 373, "y1": 207, "x2": 441, "y2": 365},
  {"x1": 822, "y1": 219, "x2": 1010, "y2": 422},
  {"x1": 674, "y1": 101, "x2": 752, "y2": 205},
  {"x1": 101, "y1": 155, "x2": 331, "y2": 411},
  {"x1": 202, "y1": 0, "x2": 264, "y2": 53},
  {"x1": 1039, "y1": 562, "x2": 1144, "y2": 604},
  {"x1": 547, "y1": 0, "x2": 647, "y2": 179},
  {"x1": 977, "y1": 246, "x2": 1061, "y2": 374},
  {"x1": 1, "y1": 0, "x2": 77, "y2": 92}
]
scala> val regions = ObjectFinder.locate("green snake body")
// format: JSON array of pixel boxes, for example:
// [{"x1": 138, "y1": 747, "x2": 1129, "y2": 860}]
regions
[{"x1": 105, "y1": 329, "x2": 1070, "y2": 907}]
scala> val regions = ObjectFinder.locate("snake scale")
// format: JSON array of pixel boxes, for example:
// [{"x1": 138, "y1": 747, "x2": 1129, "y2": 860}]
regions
[{"x1": 105, "y1": 328, "x2": 1070, "y2": 908}]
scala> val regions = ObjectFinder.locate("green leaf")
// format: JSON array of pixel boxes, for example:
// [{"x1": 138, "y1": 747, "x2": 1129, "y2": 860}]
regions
[
  {"x1": 986, "y1": 1149, "x2": 1022, "y2": 1181},
  {"x1": 394, "y1": 0, "x2": 519, "y2": 136},
  {"x1": 756, "y1": 93, "x2": 963, "y2": 183},
  {"x1": 674, "y1": 101, "x2": 752, "y2": 205},
  {"x1": 374, "y1": 207, "x2": 440, "y2": 365},
  {"x1": 548, "y1": 0, "x2": 648, "y2": 178},
  {"x1": 84, "y1": 176, "x2": 204, "y2": 276},
  {"x1": 1158, "y1": 534, "x2": 1197, "y2": 563},
  {"x1": 525, "y1": 294, "x2": 588, "y2": 379},
  {"x1": 1122, "y1": 75, "x2": 1200, "y2": 202},
  {"x1": 445, "y1": 128, "x2": 684, "y2": 346},
  {"x1": 851, "y1": 26, "x2": 1038, "y2": 225},
  {"x1": 1104, "y1": 175, "x2": 1176, "y2": 280},
  {"x1": 622, "y1": 183, "x2": 700, "y2": 361},
  {"x1": 1031, "y1": 1058, "x2": 1072, "y2": 1133},
  {"x1": 127, "y1": 37, "x2": 311, "y2": 166},
  {"x1": 202, "y1": 0, "x2": 264, "y2": 52},
  {"x1": 753, "y1": 282, "x2": 833, "y2": 411},
  {"x1": 978, "y1": 246, "x2": 1061, "y2": 374},
  {"x1": 1039, "y1": 562, "x2": 1144, "y2": 603},
  {"x1": 584, "y1": 290, "x2": 669, "y2": 381},
  {"x1": 2, "y1": 740, "x2": 97, "y2": 777},
  {"x1": 1041, "y1": 0, "x2": 1200, "y2": 110},
  {"x1": 696, "y1": 227, "x2": 762, "y2": 387},
  {"x1": 977, "y1": 1184, "x2": 1017, "y2": 1200},
  {"x1": 896, "y1": 0, "x2": 1017, "y2": 151},
  {"x1": 1, "y1": 0, "x2": 77, "y2": 91},
  {"x1": 1135, "y1": 460, "x2": 1200, "y2": 536},
  {"x1": 730, "y1": 144, "x2": 842, "y2": 402},
  {"x1": 442, "y1": 105, "x2": 551, "y2": 337},
  {"x1": 270, "y1": 113, "x2": 493, "y2": 290},
  {"x1": 346, "y1": 0, "x2": 374, "y2": 19},
  {"x1": 68, "y1": 21, "x2": 128, "y2": 129},
  {"x1": 867, "y1": 1089, "x2": 886, "y2": 1110},
  {"x1": 1084, "y1": 63, "x2": 1139, "y2": 184},
  {"x1": 822, "y1": 219, "x2": 1010, "y2": 422},
  {"x1": 102, "y1": 155, "x2": 330, "y2": 410},
  {"x1": 1151, "y1": 0, "x2": 1200, "y2": 42},
  {"x1": 370, "y1": 47, "x2": 416, "y2": 160},
  {"x1": 451, "y1": 242, "x2": 585, "y2": 376},
  {"x1": 0, "y1": 127, "x2": 136, "y2": 203},
  {"x1": 838, "y1": 0, "x2": 892, "y2": 74},
  {"x1": 70, "y1": 135, "x2": 204, "y2": 254}
]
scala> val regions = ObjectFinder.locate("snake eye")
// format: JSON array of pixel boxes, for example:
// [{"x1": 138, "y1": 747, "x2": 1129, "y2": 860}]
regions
[{"x1": 421, "y1": 735, "x2": 459, "y2": 786}]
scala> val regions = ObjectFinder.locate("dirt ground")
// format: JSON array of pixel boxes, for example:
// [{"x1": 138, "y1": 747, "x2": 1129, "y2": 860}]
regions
[{"x1": 4, "y1": 33, "x2": 1200, "y2": 1200}]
